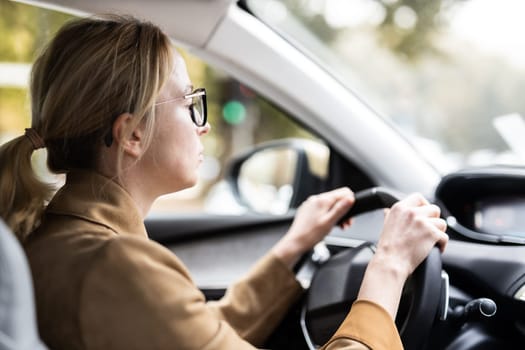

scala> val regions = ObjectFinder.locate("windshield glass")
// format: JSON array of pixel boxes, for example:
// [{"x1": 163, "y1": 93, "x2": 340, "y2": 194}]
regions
[{"x1": 247, "y1": 0, "x2": 525, "y2": 173}]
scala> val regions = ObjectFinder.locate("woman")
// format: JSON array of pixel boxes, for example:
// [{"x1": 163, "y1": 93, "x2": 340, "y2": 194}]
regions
[{"x1": 0, "y1": 15, "x2": 448, "y2": 350}]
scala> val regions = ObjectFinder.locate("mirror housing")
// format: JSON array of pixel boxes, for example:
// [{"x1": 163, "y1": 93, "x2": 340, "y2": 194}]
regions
[{"x1": 226, "y1": 138, "x2": 330, "y2": 213}]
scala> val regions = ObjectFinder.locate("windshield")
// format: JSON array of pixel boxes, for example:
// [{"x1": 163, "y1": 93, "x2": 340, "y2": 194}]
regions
[{"x1": 247, "y1": 0, "x2": 525, "y2": 173}]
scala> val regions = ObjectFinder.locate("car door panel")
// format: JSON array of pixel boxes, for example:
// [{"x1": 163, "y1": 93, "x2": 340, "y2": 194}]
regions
[{"x1": 146, "y1": 214, "x2": 294, "y2": 297}]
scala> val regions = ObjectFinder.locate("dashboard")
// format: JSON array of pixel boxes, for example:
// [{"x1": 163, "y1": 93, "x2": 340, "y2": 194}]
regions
[
  {"x1": 474, "y1": 196, "x2": 525, "y2": 238},
  {"x1": 435, "y1": 166, "x2": 525, "y2": 244},
  {"x1": 428, "y1": 167, "x2": 525, "y2": 349}
]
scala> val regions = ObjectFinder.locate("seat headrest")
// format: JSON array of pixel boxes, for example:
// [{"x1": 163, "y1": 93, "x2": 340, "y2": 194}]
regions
[{"x1": 0, "y1": 219, "x2": 48, "y2": 350}]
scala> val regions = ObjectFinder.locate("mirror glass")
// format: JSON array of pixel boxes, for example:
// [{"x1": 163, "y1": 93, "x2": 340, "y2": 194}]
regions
[
  {"x1": 238, "y1": 147, "x2": 297, "y2": 214},
  {"x1": 237, "y1": 140, "x2": 330, "y2": 214}
]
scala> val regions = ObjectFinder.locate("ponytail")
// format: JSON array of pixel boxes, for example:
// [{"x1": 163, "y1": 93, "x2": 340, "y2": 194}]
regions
[
  {"x1": 0, "y1": 15, "x2": 172, "y2": 241},
  {"x1": 0, "y1": 132, "x2": 53, "y2": 241}
]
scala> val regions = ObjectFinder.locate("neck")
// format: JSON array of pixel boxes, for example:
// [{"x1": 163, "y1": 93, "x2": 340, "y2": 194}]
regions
[
  {"x1": 119, "y1": 173, "x2": 157, "y2": 219},
  {"x1": 96, "y1": 165, "x2": 157, "y2": 220}
]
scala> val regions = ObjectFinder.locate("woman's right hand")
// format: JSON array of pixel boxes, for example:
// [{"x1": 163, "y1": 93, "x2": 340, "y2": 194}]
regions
[
  {"x1": 377, "y1": 192, "x2": 448, "y2": 278},
  {"x1": 357, "y1": 192, "x2": 448, "y2": 319}
]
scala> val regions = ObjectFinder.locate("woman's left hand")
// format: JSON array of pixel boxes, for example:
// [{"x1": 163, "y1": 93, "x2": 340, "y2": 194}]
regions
[{"x1": 271, "y1": 187, "x2": 355, "y2": 269}]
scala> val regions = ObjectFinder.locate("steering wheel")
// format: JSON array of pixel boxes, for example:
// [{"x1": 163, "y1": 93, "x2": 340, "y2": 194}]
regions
[{"x1": 300, "y1": 187, "x2": 443, "y2": 350}]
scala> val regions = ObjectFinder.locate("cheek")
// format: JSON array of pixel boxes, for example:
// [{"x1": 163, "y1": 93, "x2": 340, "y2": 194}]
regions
[{"x1": 156, "y1": 115, "x2": 195, "y2": 162}]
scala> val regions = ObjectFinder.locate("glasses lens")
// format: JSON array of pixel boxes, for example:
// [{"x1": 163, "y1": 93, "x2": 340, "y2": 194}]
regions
[
  {"x1": 190, "y1": 89, "x2": 207, "y2": 126},
  {"x1": 192, "y1": 95, "x2": 205, "y2": 126}
]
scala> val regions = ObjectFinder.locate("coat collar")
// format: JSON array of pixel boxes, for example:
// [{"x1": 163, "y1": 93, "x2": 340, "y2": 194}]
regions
[{"x1": 46, "y1": 170, "x2": 147, "y2": 238}]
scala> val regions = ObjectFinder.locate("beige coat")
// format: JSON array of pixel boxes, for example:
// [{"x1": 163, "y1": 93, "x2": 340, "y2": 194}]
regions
[{"x1": 25, "y1": 170, "x2": 402, "y2": 350}]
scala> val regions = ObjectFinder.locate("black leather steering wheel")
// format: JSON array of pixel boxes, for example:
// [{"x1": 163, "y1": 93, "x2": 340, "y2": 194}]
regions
[{"x1": 301, "y1": 187, "x2": 443, "y2": 350}]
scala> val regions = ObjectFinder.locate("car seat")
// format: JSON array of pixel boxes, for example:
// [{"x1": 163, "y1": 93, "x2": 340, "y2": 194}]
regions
[{"x1": 0, "y1": 219, "x2": 48, "y2": 350}]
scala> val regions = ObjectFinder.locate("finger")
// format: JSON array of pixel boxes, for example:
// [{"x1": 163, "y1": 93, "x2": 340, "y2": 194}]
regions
[
  {"x1": 328, "y1": 196, "x2": 354, "y2": 223},
  {"x1": 339, "y1": 218, "x2": 354, "y2": 230},
  {"x1": 319, "y1": 187, "x2": 355, "y2": 203},
  {"x1": 412, "y1": 204, "x2": 441, "y2": 218},
  {"x1": 318, "y1": 188, "x2": 355, "y2": 212},
  {"x1": 424, "y1": 223, "x2": 449, "y2": 252},
  {"x1": 401, "y1": 192, "x2": 430, "y2": 207},
  {"x1": 328, "y1": 186, "x2": 354, "y2": 197},
  {"x1": 434, "y1": 230, "x2": 449, "y2": 253},
  {"x1": 428, "y1": 217, "x2": 447, "y2": 232}
]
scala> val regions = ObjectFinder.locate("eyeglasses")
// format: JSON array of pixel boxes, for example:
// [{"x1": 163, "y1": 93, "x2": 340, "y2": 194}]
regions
[
  {"x1": 155, "y1": 87, "x2": 207, "y2": 127},
  {"x1": 104, "y1": 88, "x2": 207, "y2": 147}
]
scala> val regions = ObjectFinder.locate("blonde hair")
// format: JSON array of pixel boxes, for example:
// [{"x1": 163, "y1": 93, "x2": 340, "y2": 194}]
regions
[{"x1": 0, "y1": 15, "x2": 173, "y2": 240}]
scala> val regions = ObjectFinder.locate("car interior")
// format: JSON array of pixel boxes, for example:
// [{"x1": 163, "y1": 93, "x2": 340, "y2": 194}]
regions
[
  {"x1": 148, "y1": 149, "x2": 525, "y2": 350},
  {"x1": 2, "y1": 1, "x2": 525, "y2": 350}
]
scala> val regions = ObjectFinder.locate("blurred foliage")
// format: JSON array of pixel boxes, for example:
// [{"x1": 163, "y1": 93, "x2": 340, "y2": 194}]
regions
[
  {"x1": 0, "y1": 88, "x2": 26, "y2": 134},
  {"x1": 279, "y1": 0, "x2": 338, "y2": 44},
  {"x1": 0, "y1": 0, "x2": 72, "y2": 62},
  {"x1": 0, "y1": 0, "x2": 73, "y2": 134},
  {"x1": 377, "y1": 0, "x2": 458, "y2": 60},
  {"x1": 282, "y1": 0, "x2": 464, "y2": 60},
  {"x1": 274, "y1": 0, "x2": 525, "y2": 167}
]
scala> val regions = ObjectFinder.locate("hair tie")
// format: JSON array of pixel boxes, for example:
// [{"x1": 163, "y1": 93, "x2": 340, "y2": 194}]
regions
[{"x1": 24, "y1": 128, "x2": 46, "y2": 150}]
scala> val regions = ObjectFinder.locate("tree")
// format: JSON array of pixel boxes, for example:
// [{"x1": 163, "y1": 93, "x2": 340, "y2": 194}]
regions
[
  {"x1": 283, "y1": 0, "x2": 466, "y2": 60},
  {"x1": 0, "y1": 0, "x2": 72, "y2": 133}
]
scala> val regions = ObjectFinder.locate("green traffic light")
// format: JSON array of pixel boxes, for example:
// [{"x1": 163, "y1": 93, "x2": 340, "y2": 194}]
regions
[{"x1": 222, "y1": 100, "x2": 246, "y2": 125}]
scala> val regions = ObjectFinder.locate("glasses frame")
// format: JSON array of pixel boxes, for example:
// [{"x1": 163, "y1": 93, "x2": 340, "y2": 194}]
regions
[
  {"x1": 104, "y1": 88, "x2": 207, "y2": 147},
  {"x1": 155, "y1": 87, "x2": 207, "y2": 127}
]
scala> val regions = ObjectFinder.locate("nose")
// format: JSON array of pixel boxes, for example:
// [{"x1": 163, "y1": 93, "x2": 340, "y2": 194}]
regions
[{"x1": 197, "y1": 122, "x2": 210, "y2": 136}]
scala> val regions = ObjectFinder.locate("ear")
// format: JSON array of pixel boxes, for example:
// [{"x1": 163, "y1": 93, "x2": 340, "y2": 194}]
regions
[{"x1": 111, "y1": 113, "x2": 146, "y2": 158}]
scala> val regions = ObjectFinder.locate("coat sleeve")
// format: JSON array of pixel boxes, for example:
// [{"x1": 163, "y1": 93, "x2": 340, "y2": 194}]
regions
[
  {"x1": 79, "y1": 237, "x2": 257, "y2": 350},
  {"x1": 206, "y1": 253, "x2": 402, "y2": 350},
  {"x1": 321, "y1": 300, "x2": 403, "y2": 350},
  {"x1": 206, "y1": 253, "x2": 303, "y2": 346},
  {"x1": 78, "y1": 236, "x2": 401, "y2": 350}
]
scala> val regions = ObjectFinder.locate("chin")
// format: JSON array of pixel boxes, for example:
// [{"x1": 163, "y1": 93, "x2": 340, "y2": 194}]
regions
[
  {"x1": 180, "y1": 177, "x2": 199, "y2": 191},
  {"x1": 160, "y1": 169, "x2": 199, "y2": 193}
]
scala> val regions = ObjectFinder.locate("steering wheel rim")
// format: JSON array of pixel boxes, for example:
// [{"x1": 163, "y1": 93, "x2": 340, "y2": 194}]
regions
[
  {"x1": 300, "y1": 187, "x2": 443, "y2": 350},
  {"x1": 399, "y1": 246, "x2": 442, "y2": 349}
]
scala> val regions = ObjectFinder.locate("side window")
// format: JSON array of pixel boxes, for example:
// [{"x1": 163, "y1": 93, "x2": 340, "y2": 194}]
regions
[
  {"x1": 151, "y1": 51, "x2": 326, "y2": 215},
  {"x1": 0, "y1": 1, "x2": 324, "y2": 216},
  {"x1": 0, "y1": 0, "x2": 73, "y2": 183}
]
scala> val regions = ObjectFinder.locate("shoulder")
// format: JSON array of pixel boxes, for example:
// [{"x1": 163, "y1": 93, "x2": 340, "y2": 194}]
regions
[
  {"x1": 78, "y1": 236, "x2": 212, "y2": 349},
  {"x1": 86, "y1": 235, "x2": 192, "y2": 282},
  {"x1": 78, "y1": 235, "x2": 203, "y2": 329}
]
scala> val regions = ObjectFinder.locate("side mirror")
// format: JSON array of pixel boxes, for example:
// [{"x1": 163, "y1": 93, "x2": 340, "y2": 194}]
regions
[{"x1": 226, "y1": 138, "x2": 330, "y2": 214}]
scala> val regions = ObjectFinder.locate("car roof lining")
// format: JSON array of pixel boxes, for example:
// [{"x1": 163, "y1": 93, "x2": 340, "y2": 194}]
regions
[{"x1": 12, "y1": 0, "x2": 235, "y2": 48}]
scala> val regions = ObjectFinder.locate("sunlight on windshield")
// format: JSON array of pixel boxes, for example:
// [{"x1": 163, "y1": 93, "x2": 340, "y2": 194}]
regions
[
  {"x1": 249, "y1": 0, "x2": 525, "y2": 173},
  {"x1": 451, "y1": 0, "x2": 525, "y2": 70}
]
